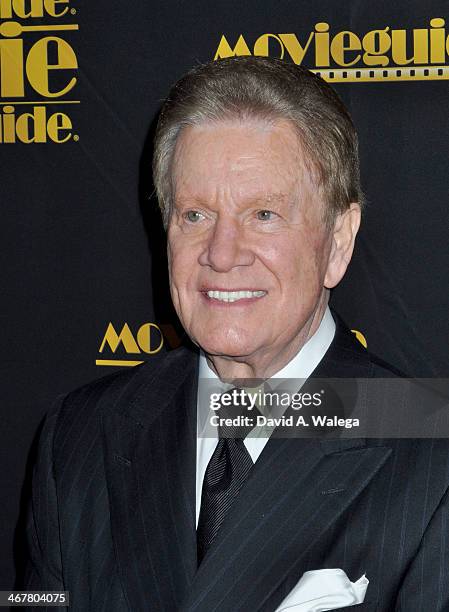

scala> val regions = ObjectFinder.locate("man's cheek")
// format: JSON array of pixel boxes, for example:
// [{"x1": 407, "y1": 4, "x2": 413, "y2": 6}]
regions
[{"x1": 170, "y1": 250, "x2": 190, "y2": 282}]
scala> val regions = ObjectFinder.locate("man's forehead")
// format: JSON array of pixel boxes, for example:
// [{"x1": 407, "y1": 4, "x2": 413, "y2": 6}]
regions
[
  {"x1": 171, "y1": 119, "x2": 321, "y2": 207},
  {"x1": 173, "y1": 118, "x2": 304, "y2": 164}
]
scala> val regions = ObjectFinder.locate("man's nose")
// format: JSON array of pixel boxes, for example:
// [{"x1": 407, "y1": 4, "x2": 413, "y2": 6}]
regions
[{"x1": 198, "y1": 217, "x2": 254, "y2": 272}]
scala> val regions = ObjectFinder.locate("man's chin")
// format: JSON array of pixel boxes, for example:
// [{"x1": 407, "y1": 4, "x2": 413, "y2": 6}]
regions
[{"x1": 195, "y1": 336, "x2": 256, "y2": 361}]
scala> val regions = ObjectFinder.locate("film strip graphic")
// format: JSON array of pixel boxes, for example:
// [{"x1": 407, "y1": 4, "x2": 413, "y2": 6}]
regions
[{"x1": 313, "y1": 65, "x2": 449, "y2": 83}]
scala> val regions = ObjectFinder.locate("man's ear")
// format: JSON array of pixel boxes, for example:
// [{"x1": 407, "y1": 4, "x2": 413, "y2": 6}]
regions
[{"x1": 324, "y1": 203, "x2": 361, "y2": 289}]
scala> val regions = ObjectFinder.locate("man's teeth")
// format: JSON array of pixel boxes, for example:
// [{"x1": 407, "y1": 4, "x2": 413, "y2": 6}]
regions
[{"x1": 206, "y1": 290, "x2": 266, "y2": 302}]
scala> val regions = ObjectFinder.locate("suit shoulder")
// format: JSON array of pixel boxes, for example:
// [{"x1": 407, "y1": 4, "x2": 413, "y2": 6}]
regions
[{"x1": 51, "y1": 345, "x2": 198, "y2": 440}]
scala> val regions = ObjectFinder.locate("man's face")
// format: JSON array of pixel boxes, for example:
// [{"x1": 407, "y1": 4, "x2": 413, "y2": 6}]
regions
[{"x1": 167, "y1": 119, "x2": 335, "y2": 371}]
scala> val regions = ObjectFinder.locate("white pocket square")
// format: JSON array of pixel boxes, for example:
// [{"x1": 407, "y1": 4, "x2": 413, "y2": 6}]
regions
[{"x1": 275, "y1": 568, "x2": 369, "y2": 611}]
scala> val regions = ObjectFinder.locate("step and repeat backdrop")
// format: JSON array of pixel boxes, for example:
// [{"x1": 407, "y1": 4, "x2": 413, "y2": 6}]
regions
[{"x1": 1, "y1": 0, "x2": 448, "y2": 588}]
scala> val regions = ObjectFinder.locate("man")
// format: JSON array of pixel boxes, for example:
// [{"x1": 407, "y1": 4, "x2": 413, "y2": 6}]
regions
[{"x1": 25, "y1": 57, "x2": 449, "y2": 611}]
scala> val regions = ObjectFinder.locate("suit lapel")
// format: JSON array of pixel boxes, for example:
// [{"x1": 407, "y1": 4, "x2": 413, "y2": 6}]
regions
[{"x1": 102, "y1": 347, "x2": 199, "y2": 612}]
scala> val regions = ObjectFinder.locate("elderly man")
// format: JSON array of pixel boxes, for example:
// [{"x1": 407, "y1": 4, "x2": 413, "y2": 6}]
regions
[{"x1": 25, "y1": 58, "x2": 449, "y2": 611}]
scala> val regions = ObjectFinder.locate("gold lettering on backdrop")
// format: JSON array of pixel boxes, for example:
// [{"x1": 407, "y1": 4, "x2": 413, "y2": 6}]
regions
[
  {"x1": 136, "y1": 323, "x2": 164, "y2": 355},
  {"x1": 351, "y1": 330, "x2": 368, "y2": 349},
  {"x1": 214, "y1": 33, "x2": 251, "y2": 59},
  {"x1": 391, "y1": 29, "x2": 428, "y2": 65},
  {"x1": 97, "y1": 323, "x2": 165, "y2": 366},
  {"x1": 430, "y1": 18, "x2": 446, "y2": 63},
  {"x1": 362, "y1": 29, "x2": 391, "y2": 67},
  {"x1": 330, "y1": 31, "x2": 362, "y2": 67},
  {"x1": 26, "y1": 36, "x2": 77, "y2": 97},
  {"x1": 0, "y1": 0, "x2": 78, "y2": 144},
  {"x1": 0, "y1": 37, "x2": 24, "y2": 96},
  {"x1": 253, "y1": 33, "x2": 285, "y2": 58},
  {"x1": 214, "y1": 18, "x2": 449, "y2": 82},
  {"x1": 313, "y1": 23, "x2": 330, "y2": 66},
  {"x1": 99, "y1": 323, "x2": 142, "y2": 355},
  {"x1": 278, "y1": 33, "x2": 314, "y2": 64},
  {"x1": 0, "y1": 0, "x2": 69, "y2": 19},
  {"x1": 0, "y1": 104, "x2": 72, "y2": 142}
]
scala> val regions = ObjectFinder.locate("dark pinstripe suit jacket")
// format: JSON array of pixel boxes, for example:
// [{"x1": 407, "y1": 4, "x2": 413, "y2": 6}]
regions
[{"x1": 24, "y1": 318, "x2": 449, "y2": 611}]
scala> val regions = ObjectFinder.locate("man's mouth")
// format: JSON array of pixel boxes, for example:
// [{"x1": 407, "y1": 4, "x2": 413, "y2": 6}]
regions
[{"x1": 204, "y1": 290, "x2": 267, "y2": 303}]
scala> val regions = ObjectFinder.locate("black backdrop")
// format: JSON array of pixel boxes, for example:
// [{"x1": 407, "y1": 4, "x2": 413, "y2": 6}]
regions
[{"x1": 2, "y1": 0, "x2": 448, "y2": 588}]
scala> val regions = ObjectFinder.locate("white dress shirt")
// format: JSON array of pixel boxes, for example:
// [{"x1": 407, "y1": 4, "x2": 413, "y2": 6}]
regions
[{"x1": 195, "y1": 307, "x2": 336, "y2": 526}]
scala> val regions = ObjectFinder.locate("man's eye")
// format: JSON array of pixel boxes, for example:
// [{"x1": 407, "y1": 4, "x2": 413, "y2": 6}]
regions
[
  {"x1": 256, "y1": 210, "x2": 275, "y2": 221},
  {"x1": 184, "y1": 210, "x2": 204, "y2": 223}
]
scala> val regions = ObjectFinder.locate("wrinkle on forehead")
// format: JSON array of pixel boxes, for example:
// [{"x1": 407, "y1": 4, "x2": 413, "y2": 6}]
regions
[{"x1": 171, "y1": 119, "x2": 322, "y2": 216}]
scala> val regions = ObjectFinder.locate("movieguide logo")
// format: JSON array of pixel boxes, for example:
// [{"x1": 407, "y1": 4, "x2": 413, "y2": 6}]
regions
[
  {"x1": 0, "y1": 0, "x2": 79, "y2": 144},
  {"x1": 214, "y1": 17, "x2": 449, "y2": 83}
]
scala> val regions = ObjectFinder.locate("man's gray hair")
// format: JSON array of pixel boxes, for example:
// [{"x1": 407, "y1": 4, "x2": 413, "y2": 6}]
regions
[{"x1": 153, "y1": 56, "x2": 363, "y2": 228}]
